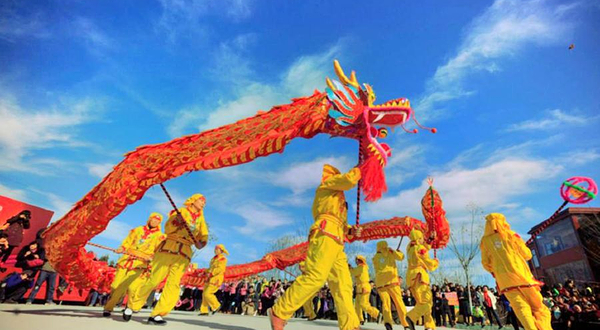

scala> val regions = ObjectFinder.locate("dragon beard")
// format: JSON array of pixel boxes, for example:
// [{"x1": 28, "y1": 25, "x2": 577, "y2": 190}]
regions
[{"x1": 359, "y1": 153, "x2": 387, "y2": 202}]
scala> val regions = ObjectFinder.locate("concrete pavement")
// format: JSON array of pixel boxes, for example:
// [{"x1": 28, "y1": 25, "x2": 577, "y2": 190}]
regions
[{"x1": 0, "y1": 304, "x2": 454, "y2": 330}]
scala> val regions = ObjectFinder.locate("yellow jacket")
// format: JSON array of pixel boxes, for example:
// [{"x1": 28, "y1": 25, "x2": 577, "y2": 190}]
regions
[
  {"x1": 406, "y1": 229, "x2": 438, "y2": 286},
  {"x1": 481, "y1": 213, "x2": 540, "y2": 291},
  {"x1": 206, "y1": 253, "x2": 228, "y2": 286},
  {"x1": 373, "y1": 241, "x2": 404, "y2": 288},
  {"x1": 117, "y1": 225, "x2": 165, "y2": 271},
  {"x1": 350, "y1": 256, "x2": 372, "y2": 293},
  {"x1": 309, "y1": 165, "x2": 361, "y2": 244},
  {"x1": 157, "y1": 207, "x2": 209, "y2": 260}
]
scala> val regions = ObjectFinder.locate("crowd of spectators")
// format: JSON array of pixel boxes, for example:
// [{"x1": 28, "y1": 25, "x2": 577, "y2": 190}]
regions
[
  {"x1": 1, "y1": 209, "x2": 599, "y2": 329},
  {"x1": 165, "y1": 276, "x2": 600, "y2": 330}
]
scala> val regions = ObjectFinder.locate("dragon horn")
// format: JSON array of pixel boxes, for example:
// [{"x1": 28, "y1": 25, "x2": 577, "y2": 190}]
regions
[
  {"x1": 326, "y1": 77, "x2": 337, "y2": 91},
  {"x1": 333, "y1": 60, "x2": 360, "y2": 90}
]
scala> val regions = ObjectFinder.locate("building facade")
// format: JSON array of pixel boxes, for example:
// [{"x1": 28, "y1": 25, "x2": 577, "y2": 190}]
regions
[{"x1": 527, "y1": 207, "x2": 600, "y2": 286}]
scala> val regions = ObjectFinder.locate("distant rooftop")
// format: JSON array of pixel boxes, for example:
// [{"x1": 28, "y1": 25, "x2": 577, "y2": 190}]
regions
[{"x1": 528, "y1": 207, "x2": 600, "y2": 235}]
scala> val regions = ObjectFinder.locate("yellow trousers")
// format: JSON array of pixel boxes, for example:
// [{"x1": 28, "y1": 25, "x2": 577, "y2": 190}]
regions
[
  {"x1": 378, "y1": 285, "x2": 407, "y2": 326},
  {"x1": 104, "y1": 268, "x2": 147, "y2": 312},
  {"x1": 272, "y1": 233, "x2": 359, "y2": 330},
  {"x1": 355, "y1": 291, "x2": 379, "y2": 323},
  {"x1": 127, "y1": 252, "x2": 189, "y2": 317},
  {"x1": 407, "y1": 283, "x2": 435, "y2": 329},
  {"x1": 505, "y1": 287, "x2": 551, "y2": 330},
  {"x1": 200, "y1": 283, "x2": 221, "y2": 314},
  {"x1": 302, "y1": 295, "x2": 317, "y2": 320}
]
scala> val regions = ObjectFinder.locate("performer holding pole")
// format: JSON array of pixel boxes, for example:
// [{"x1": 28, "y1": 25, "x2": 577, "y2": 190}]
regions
[
  {"x1": 124, "y1": 191, "x2": 208, "y2": 325},
  {"x1": 373, "y1": 241, "x2": 409, "y2": 330},
  {"x1": 199, "y1": 244, "x2": 228, "y2": 315},
  {"x1": 351, "y1": 255, "x2": 381, "y2": 326},
  {"x1": 481, "y1": 213, "x2": 550, "y2": 330},
  {"x1": 269, "y1": 164, "x2": 361, "y2": 330},
  {"x1": 406, "y1": 229, "x2": 438, "y2": 330},
  {"x1": 102, "y1": 212, "x2": 165, "y2": 317}
]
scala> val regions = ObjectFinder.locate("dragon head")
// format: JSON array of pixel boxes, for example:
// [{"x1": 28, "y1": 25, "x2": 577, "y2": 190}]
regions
[{"x1": 325, "y1": 60, "x2": 435, "y2": 201}]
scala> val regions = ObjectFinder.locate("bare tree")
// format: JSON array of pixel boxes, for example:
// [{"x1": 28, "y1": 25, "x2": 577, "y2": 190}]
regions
[
  {"x1": 447, "y1": 203, "x2": 484, "y2": 309},
  {"x1": 263, "y1": 235, "x2": 305, "y2": 280}
]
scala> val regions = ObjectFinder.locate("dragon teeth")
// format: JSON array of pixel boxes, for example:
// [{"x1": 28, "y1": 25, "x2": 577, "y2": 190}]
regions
[{"x1": 373, "y1": 113, "x2": 385, "y2": 123}]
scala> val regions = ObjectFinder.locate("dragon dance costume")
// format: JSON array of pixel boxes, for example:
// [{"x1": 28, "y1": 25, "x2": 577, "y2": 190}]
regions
[
  {"x1": 103, "y1": 213, "x2": 165, "y2": 315},
  {"x1": 406, "y1": 229, "x2": 438, "y2": 330},
  {"x1": 270, "y1": 164, "x2": 361, "y2": 330},
  {"x1": 125, "y1": 194, "x2": 208, "y2": 324},
  {"x1": 481, "y1": 213, "x2": 550, "y2": 330},
  {"x1": 199, "y1": 244, "x2": 228, "y2": 315},
  {"x1": 298, "y1": 261, "x2": 318, "y2": 320},
  {"x1": 373, "y1": 241, "x2": 408, "y2": 329},
  {"x1": 351, "y1": 255, "x2": 380, "y2": 325}
]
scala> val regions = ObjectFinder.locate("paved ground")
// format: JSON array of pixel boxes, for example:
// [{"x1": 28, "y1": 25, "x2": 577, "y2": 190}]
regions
[{"x1": 0, "y1": 304, "x2": 459, "y2": 330}]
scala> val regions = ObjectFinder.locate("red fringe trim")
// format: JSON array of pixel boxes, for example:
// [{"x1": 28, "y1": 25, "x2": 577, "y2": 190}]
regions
[{"x1": 359, "y1": 156, "x2": 387, "y2": 201}]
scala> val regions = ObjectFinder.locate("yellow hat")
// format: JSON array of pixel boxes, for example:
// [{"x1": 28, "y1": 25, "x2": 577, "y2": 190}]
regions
[
  {"x1": 484, "y1": 213, "x2": 513, "y2": 239},
  {"x1": 409, "y1": 229, "x2": 424, "y2": 241},
  {"x1": 376, "y1": 240, "x2": 388, "y2": 252},
  {"x1": 148, "y1": 212, "x2": 163, "y2": 222},
  {"x1": 216, "y1": 244, "x2": 229, "y2": 255},
  {"x1": 355, "y1": 255, "x2": 367, "y2": 264},
  {"x1": 322, "y1": 164, "x2": 341, "y2": 182},
  {"x1": 184, "y1": 193, "x2": 205, "y2": 207}
]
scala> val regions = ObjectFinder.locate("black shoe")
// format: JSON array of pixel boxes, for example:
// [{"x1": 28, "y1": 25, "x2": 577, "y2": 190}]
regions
[
  {"x1": 385, "y1": 323, "x2": 393, "y2": 330},
  {"x1": 360, "y1": 320, "x2": 365, "y2": 325},
  {"x1": 102, "y1": 311, "x2": 111, "y2": 317},
  {"x1": 198, "y1": 313, "x2": 209, "y2": 316},
  {"x1": 406, "y1": 317, "x2": 416, "y2": 330},
  {"x1": 147, "y1": 316, "x2": 167, "y2": 325},
  {"x1": 211, "y1": 305, "x2": 222, "y2": 315},
  {"x1": 122, "y1": 308, "x2": 133, "y2": 322}
]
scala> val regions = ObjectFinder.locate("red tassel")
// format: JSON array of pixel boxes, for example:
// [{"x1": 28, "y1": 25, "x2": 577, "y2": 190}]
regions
[{"x1": 359, "y1": 156, "x2": 387, "y2": 201}]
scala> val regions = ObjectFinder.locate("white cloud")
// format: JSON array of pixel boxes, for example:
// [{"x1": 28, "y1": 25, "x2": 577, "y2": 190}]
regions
[
  {"x1": 0, "y1": 5, "x2": 49, "y2": 42},
  {"x1": 232, "y1": 202, "x2": 293, "y2": 236},
  {"x1": 416, "y1": 0, "x2": 576, "y2": 116},
  {"x1": 268, "y1": 156, "x2": 351, "y2": 195},
  {"x1": 168, "y1": 42, "x2": 342, "y2": 136},
  {"x1": 506, "y1": 109, "x2": 592, "y2": 131},
  {"x1": 72, "y1": 17, "x2": 114, "y2": 56},
  {"x1": 365, "y1": 157, "x2": 562, "y2": 219},
  {"x1": 0, "y1": 95, "x2": 102, "y2": 173},
  {"x1": 559, "y1": 149, "x2": 600, "y2": 166},
  {"x1": 87, "y1": 163, "x2": 114, "y2": 179},
  {"x1": 97, "y1": 220, "x2": 133, "y2": 242},
  {"x1": 156, "y1": 0, "x2": 253, "y2": 43},
  {"x1": 0, "y1": 183, "x2": 26, "y2": 201},
  {"x1": 143, "y1": 187, "x2": 187, "y2": 216},
  {"x1": 45, "y1": 192, "x2": 73, "y2": 221}
]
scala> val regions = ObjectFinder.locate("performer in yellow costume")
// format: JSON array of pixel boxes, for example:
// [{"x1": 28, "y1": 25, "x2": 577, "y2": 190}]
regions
[
  {"x1": 406, "y1": 229, "x2": 438, "y2": 330},
  {"x1": 103, "y1": 212, "x2": 165, "y2": 317},
  {"x1": 199, "y1": 244, "x2": 228, "y2": 315},
  {"x1": 373, "y1": 241, "x2": 409, "y2": 330},
  {"x1": 298, "y1": 261, "x2": 317, "y2": 321},
  {"x1": 124, "y1": 194, "x2": 209, "y2": 325},
  {"x1": 351, "y1": 255, "x2": 381, "y2": 326},
  {"x1": 270, "y1": 164, "x2": 361, "y2": 330},
  {"x1": 481, "y1": 213, "x2": 550, "y2": 330}
]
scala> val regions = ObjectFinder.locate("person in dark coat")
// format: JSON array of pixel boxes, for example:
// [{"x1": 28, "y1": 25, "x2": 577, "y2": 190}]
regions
[
  {"x1": 0, "y1": 270, "x2": 34, "y2": 303},
  {"x1": 15, "y1": 241, "x2": 44, "y2": 273},
  {"x1": 0, "y1": 210, "x2": 31, "y2": 268}
]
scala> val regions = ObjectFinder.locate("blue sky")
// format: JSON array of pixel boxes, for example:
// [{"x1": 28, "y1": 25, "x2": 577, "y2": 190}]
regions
[{"x1": 1, "y1": 0, "x2": 599, "y2": 284}]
